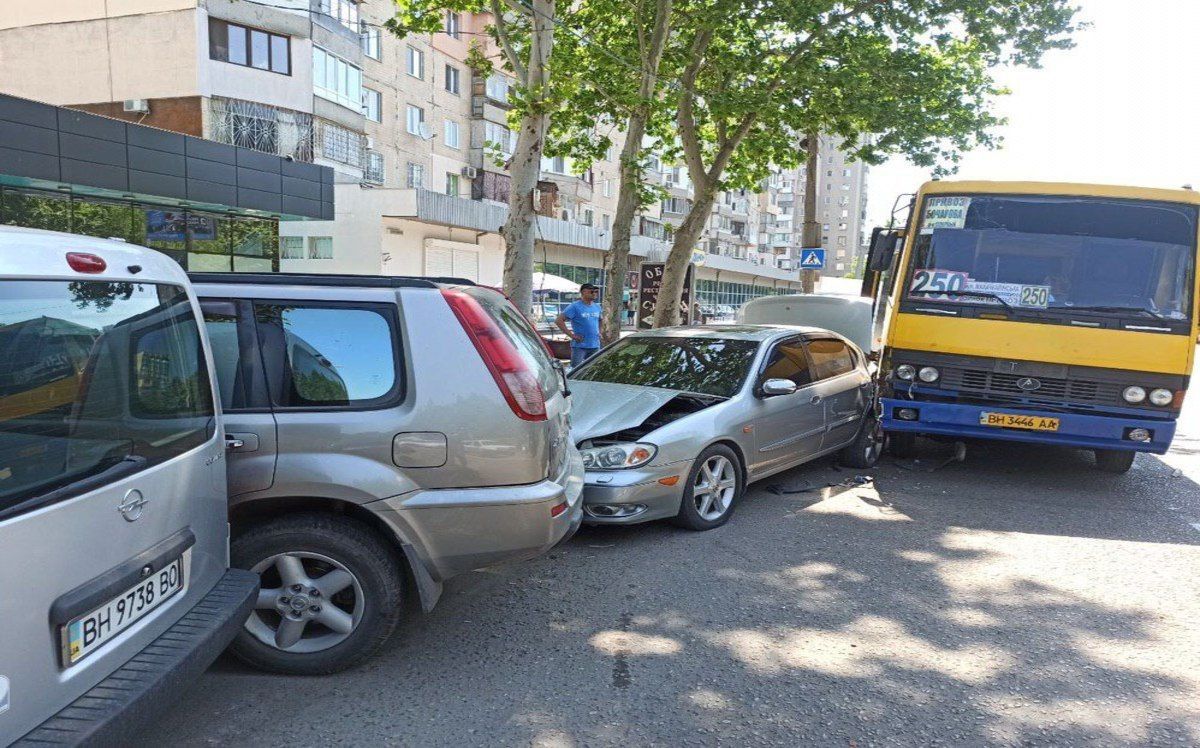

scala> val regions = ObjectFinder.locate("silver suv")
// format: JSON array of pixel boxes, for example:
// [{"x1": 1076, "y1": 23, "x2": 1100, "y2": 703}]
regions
[
  {"x1": 190, "y1": 273, "x2": 584, "y2": 674},
  {"x1": 0, "y1": 229, "x2": 257, "y2": 745}
]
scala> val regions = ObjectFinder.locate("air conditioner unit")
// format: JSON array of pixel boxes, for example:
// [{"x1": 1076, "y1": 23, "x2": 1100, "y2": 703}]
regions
[
  {"x1": 123, "y1": 99, "x2": 150, "y2": 113},
  {"x1": 365, "y1": 136, "x2": 374, "y2": 149},
  {"x1": 461, "y1": 166, "x2": 478, "y2": 179}
]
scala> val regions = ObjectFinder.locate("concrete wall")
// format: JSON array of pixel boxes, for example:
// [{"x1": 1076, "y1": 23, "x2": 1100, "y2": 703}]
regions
[
  {"x1": 0, "y1": 0, "x2": 197, "y2": 30},
  {"x1": 0, "y1": 9, "x2": 201, "y2": 104},
  {"x1": 197, "y1": 5, "x2": 313, "y2": 114}
]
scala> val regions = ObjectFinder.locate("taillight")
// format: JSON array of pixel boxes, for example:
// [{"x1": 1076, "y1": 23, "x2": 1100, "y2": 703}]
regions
[
  {"x1": 1172, "y1": 389, "x2": 1187, "y2": 410},
  {"x1": 66, "y1": 252, "x2": 106, "y2": 273},
  {"x1": 442, "y1": 289, "x2": 547, "y2": 421}
]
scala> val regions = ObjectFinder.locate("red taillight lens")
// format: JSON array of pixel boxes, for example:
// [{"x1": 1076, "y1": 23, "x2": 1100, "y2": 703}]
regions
[
  {"x1": 550, "y1": 501, "x2": 568, "y2": 518},
  {"x1": 442, "y1": 289, "x2": 547, "y2": 421},
  {"x1": 66, "y1": 252, "x2": 106, "y2": 273},
  {"x1": 1172, "y1": 390, "x2": 1187, "y2": 410}
]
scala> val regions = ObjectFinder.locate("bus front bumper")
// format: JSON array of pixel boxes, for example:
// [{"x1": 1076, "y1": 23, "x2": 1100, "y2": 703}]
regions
[{"x1": 881, "y1": 398, "x2": 1176, "y2": 454}]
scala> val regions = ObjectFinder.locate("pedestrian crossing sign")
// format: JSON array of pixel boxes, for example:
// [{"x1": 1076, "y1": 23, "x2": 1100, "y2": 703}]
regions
[{"x1": 799, "y1": 248, "x2": 826, "y2": 269}]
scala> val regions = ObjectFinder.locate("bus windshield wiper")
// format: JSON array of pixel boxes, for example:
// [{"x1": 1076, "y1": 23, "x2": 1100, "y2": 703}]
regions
[
  {"x1": 1062, "y1": 305, "x2": 1167, "y2": 321},
  {"x1": 935, "y1": 289, "x2": 1016, "y2": 313}
]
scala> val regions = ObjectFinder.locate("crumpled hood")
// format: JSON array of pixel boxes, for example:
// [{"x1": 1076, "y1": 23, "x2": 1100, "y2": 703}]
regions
[{"x1": 568, "y1": 380, "x2": 680, "y2": 443}]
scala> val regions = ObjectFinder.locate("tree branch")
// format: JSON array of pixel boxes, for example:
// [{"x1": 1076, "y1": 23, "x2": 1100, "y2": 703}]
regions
[
  {"x1": 491, "y1": 0, "x2": 529, "y2": 82},
  {"x1": 677, "y1": 28, "x2": 713, "y2": 191}
]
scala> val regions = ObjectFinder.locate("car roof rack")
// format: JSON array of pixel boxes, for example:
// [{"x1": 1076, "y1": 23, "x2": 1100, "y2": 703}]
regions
[{"x1": 187, "y1": 272, "x2": 477, "y2": 289}]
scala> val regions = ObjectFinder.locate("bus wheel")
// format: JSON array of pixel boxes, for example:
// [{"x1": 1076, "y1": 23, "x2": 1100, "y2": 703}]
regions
[
  {"x1": 888, "y1": 432, "x2": 918, "y2": 458},
  {"x1": 1094, "y1": 449, "x2": 1135, "y2": 474}
]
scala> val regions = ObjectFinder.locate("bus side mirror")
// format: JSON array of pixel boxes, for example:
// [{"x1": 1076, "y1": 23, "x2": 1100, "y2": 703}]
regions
[{"x1": 867, "y1": 227, "x2": 902, "y2": 272}]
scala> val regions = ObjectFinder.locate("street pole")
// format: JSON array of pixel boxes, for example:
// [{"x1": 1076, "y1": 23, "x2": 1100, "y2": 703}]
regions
[{"x1": 800, "y1": 131, "x2": 820, "y2": 294}]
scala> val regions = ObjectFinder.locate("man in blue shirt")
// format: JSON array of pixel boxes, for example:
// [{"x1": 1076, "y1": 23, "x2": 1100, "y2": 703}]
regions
[{"x1": 556, "y1": 283, "x2": 602, "y2": 367}]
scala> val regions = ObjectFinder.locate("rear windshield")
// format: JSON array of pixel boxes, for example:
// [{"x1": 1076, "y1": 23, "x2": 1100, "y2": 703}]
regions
[
  {"x1": 0, "y1": 280, "x2": 214, "y2": 516},
  {"x1": 571, "y1": 337, "x2": 758, "y2": 398}
]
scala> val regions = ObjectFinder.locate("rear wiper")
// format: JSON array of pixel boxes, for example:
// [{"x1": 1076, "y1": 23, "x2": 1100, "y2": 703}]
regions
[{"x1": 1062, "y1": 305, "x2": 1167, "y2": 321}]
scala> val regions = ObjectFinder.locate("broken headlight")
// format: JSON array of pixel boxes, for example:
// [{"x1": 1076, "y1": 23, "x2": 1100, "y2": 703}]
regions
[{"x1": 581, "y1": 442, "x2": 657, "y2": 470}]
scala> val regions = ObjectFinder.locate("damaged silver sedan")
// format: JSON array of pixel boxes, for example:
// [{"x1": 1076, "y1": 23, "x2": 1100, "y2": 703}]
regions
[{"x1": 568, "y1": 326, "x2": 882, "y2": 530}]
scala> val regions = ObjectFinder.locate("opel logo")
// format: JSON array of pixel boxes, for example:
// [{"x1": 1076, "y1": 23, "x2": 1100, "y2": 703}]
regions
[
  {"x1": 118, "y1": 489, "x2": 148, "y2": 522},
  {"x1": 1016, "y1": 377, "x2": 1042, "y2": 392}
]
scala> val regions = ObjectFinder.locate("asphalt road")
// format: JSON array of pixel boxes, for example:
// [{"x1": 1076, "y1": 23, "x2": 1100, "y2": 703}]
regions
[{"x1": 146, "y1": 407, "x2": 1200, "y2": 747}]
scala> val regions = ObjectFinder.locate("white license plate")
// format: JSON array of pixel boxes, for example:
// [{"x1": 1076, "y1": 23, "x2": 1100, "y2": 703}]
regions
[{"x1": 63, "y1": 557, "x2": 186, "y2": 666}]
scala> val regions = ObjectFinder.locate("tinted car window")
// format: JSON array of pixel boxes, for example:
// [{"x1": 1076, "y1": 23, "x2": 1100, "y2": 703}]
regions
[
  {"x1": 572, "y1": 337, "x2": 758, "y2": 398},
  {"x1": 201, "y1": 301, "x2": 248, "y2": 409},
  {"x1": 0, "y1": 280, "x2": 213, "y2": 515},
  {"x1": 759, "y1": 340, "x2": 812, "y2": 388},
  {"x1": 807, "y1": 338, "x2": 855, "y2": 380},
  {"x1": 255, "y1": 303, "x2": 399, "y2": 407}
]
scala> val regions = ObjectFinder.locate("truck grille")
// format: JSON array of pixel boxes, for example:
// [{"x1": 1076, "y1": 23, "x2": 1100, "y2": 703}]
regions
[{"x1": 940, "y1": 368, "x2": 1123, "y2": 406}]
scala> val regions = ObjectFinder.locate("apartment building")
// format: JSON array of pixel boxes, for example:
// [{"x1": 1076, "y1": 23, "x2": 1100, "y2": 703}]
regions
[
  {"x1": 0, "y1": 0, "x2": 808, "y2": 307},
  {"x1": 789, "y1": 135, "x2": 871, "y2": 277}
]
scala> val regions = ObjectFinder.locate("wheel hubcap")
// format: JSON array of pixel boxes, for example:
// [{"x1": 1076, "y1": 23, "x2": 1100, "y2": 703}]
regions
[
  {"x1": 246, "y1": 551, "x2": 364, "y2": 653},
  {"x1": 693, "y1": 455, "x2": 737, "y2": 521}
]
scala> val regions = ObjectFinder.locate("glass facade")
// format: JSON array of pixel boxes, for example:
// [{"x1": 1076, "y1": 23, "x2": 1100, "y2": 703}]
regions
[
  {"x1": 695, "y1": 279, "x2": 791, "y2": 312},
  {"x1": 533, "y1": 261, "x2": 607, "y2": 294},
  {"x1": 0, "y1": 186, "x2": 279, "y2": 271}
]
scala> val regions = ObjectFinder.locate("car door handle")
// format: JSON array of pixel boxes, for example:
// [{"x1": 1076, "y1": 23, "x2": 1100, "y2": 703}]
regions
[
  {"x1": 225, "y1": 437, "x2": 245, "y2": 450},
  {"x1": 224, "y1": 432, "x2": 260, "y2": 452}
]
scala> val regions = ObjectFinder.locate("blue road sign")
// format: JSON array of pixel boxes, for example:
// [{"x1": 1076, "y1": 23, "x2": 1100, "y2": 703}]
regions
[{"x1": 799, "y1": 248, "x2": 826, "y2": 269}]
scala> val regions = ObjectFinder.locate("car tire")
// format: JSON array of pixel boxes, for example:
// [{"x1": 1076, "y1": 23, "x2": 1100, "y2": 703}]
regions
[
  {"x1": 888, "y1": 431, "x2": 918, "y2": 458},
  {"x1": 1094, "y1": 449, "x2": 1136, "y2": 474},
  {"x1": 672, "y1": 444, "x2": 743, "y2": 531},
  {"x1": 840, "y1": 415, "x2": 885, "y2": 469},
  {"x1": 229, "y1": 512, "x2": 404, "y2": 675}
]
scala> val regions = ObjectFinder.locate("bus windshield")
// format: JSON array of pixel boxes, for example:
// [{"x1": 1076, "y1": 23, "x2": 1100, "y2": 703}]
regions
[{"x1": 904, "y1": 194, "x2": 1198, "y2": 324}]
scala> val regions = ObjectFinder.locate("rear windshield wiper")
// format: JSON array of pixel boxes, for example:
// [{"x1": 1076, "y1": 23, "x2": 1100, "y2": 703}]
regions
[
  {"x1": 918, "y1": 289, "x2": 1016, "y2": 313},
  {"x1": 1060, "y1": 305, "x2": 1167, "y2": 321}
]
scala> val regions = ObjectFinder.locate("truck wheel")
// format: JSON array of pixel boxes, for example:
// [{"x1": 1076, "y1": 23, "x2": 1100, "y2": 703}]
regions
[
  {"x1": 888, "y1": 432, "x2": 918, "y2": 458},
  {"x1": 1094, "y1": 449, "x2": 1135, "y2": 474},
  {"x1": 230, "y1": 513, "x2": 404, "y2": 675},
  {"x1": 840, "y1": 415, "x2": 884, "y2": 468}
]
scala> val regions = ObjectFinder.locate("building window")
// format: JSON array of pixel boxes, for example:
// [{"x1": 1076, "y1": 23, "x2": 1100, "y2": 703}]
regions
[
  {"x1": 581, "y1": 208, "x2": 593, "y2": 227},
  {"x1": 486, "y1": 73, "x2": 509, "y2": 103},
  {"x1": 602, "y1": 179, "x2": 611, "y2": 198},
  {"x1": 319, "y1": 0, "x2": 359, "y2": 31},
  {"x1": 365, "y1": 151, "x2": 384, "y2": 184},
  {"x1": 484, "y1": 121, "x2": 512, "y2": 160},
  {"x1": 446, "y1": 11, "x2": 461, "y2": 39},
  {"x1": 601, "y1": 214, "x2": 611, "y2": 231},
  {"x1": 542, "y1": 155, "x2": 566, "y2": 174},
  {"x1": 406, "y1": 46, "x2": 424, "y2": 79},
  {"x1": 363, "y1": 87, "x2": 381, "y2": 122},
  {"x1": 406, "y1": 162, "x2": 424, "y2": 188},
  {"x1": 444, "y1": 64, "x2": 460, "y2": 95},
  {"x1": 307, "y1": 236, "x2": 333, "y2": 259},
  {"x1": 281, "y1": 236, "x2": 304, "y2": 259},
  {"x1": 444, "y1": 120, "x2": 460, "y2": 148},
  {"x1": 210, "y1": 19, "x2": 290, "y2": 75},
  {"x1": 406, "y1": 105, "x2": 425, "y2": 135},
  {"x1": 318, "y1": 120, "x2": 366, "y2": 167},
  {"x1": 209, "y1": 97, "x2": 313, "y2": 161},
  {"x1": 313, "y1": 47, "x2": 363, "y2": 110},
  {"x1": 837, "y1": 235, "x2": 847, "y2": 246},
  {"x1": 446, "y1": 173, "x2": 460, "y2": 197},
  {"x1": 362, "y1": 26, "x2": 380, "y2": 60}
]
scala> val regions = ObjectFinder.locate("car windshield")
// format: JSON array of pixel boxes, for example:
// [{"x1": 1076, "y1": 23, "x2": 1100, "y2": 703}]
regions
[
  {"x1": 0, "y1": 280, "x2": 214, "y2": 513},
  {"x1": 905, "y1": 195, "x2": 1197, "y2": 322},
  {"x1": 571, "y1": 336, "x2": 758, "y2": 397}
]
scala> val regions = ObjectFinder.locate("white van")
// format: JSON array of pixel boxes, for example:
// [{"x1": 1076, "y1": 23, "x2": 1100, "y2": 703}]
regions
[{"x1": 0, "y1": 227, "x2": 257, "y2": 744}]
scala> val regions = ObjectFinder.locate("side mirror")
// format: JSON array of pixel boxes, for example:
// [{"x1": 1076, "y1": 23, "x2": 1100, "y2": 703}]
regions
[
  {"x1": 761, "y1": 378, "x2": 798, "y2": 397},
  {"x1": 867, "y1": 227, "x2": 902, "y2": 272}
]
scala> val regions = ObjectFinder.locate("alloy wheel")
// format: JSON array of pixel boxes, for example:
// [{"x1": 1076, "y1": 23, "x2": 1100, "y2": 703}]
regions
[
  {"x1": 693, "y1": 454, "x2": 737, "y2": 521},
  {"x1": 246, "y1": 551, "x2": 364, "y2": 653}
]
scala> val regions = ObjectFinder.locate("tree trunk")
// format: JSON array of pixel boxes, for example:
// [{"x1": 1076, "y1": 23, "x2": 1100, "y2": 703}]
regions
[
  {"x1": 599, "y1": 119, "x2": 646, "y2": 343},
  {"x1": 502, "y1": 115, "x2": 547, "y2": 314},
  {"x1": 651, "y1": 184, "x2": 716, "y2": 327},
  {"x1": 599, "y1": 0, "x2": 673, "y2": 344},
  {"x1": 500, "y1": 0, "x2": 555, "y2": 315},
  {"x1": 800, "y1": 132, "x2": 820, "y2": 294}
]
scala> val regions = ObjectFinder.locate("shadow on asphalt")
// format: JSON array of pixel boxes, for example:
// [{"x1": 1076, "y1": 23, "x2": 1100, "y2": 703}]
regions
[{"x1": 160, "y1": 438, "x2": 1200, "y2": 746}]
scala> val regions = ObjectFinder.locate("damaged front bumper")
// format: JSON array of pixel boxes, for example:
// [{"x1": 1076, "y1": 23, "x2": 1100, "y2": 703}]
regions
[{"x1": 582, "y1": 459, "x2": 693, "y2": 525}]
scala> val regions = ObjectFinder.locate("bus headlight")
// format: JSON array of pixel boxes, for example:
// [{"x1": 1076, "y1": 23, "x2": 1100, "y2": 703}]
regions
[
  {"x1": 918, "y1": 366, "x2": 940, "y2": 383},
  {"x1": 895, "y1": 364, "x2": 916, "y2": 381},
  {"x1": 1149, "y1": 388, "x2": 1173, "y2": 406},
  {"x1": 1122, "y1": 386, "x2": 1147, "y2": 404}
]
